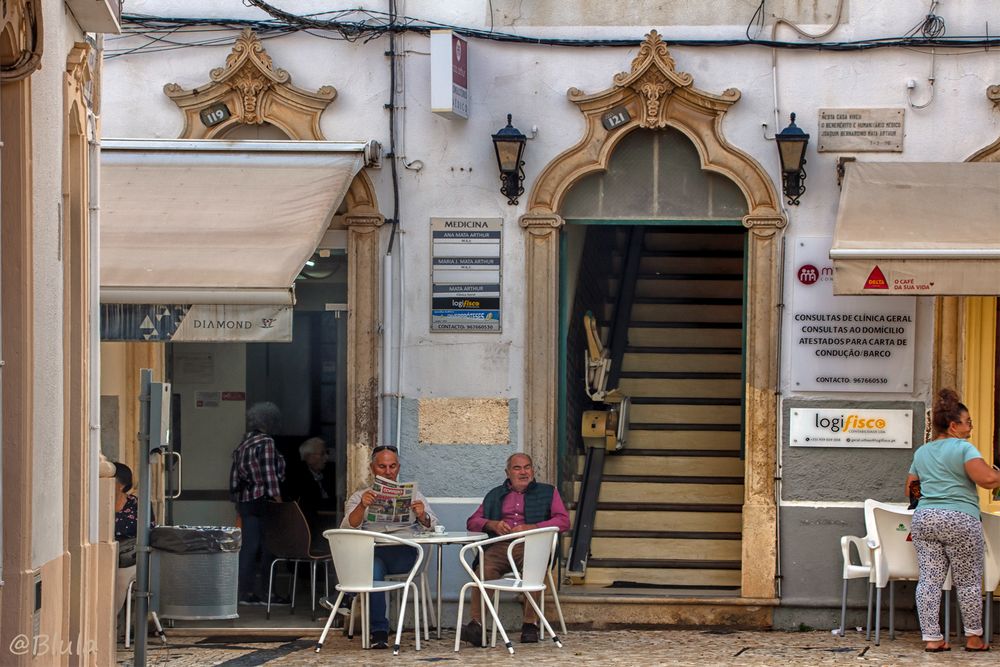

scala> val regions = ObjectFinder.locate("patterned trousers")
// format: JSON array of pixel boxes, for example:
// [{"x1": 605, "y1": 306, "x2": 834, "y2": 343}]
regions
[{"x1": 911, "y1": 507, "x2": 984, "y2": 641}]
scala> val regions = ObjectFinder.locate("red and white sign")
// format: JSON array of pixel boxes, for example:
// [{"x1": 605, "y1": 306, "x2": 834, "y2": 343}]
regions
[
  {"x1": 431, "y1": 30, "x2": 469, "y2": 119},
  {"x1": 790, "y1": 237, "x2": 915, "y2": 393}
]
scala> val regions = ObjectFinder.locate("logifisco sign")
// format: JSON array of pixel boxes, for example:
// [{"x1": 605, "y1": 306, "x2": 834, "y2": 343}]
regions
[{"x1": 789, "y1": 408, "x2": 913, "y2": 449}]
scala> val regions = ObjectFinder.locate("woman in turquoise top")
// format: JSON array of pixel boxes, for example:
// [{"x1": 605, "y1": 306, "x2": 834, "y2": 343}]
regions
[{"x1": 906, "y1": 388, "x2": 1000, "y2": 652}]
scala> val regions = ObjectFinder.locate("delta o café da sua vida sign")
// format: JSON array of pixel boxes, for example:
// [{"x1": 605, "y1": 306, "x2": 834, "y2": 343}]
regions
[{"x1": 790, "y1": 238, "x2": 916, "y2": 393}]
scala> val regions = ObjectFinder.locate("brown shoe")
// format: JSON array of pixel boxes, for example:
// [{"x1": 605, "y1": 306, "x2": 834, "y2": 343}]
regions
[
  {"x1": 520, "y1": 622, "x2": 539, "y2": 643},
  {"x1": 460, "y1": 620, "x2": 484, "y2": 647}
]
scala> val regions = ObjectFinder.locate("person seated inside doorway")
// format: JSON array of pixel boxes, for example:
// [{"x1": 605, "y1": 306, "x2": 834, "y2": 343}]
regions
[
  {"x1": 285, "y1": 437, "x2": 338, "y2": 546},
  {"x1": 113, "y1": 462, "x2": 155, "y2": 626},
  {"x1": 460, "y1": 452, "x2": 569, "y2": 646},
  {"x1": 341, "y1": 445, "x2": 437, "y2": 649}
]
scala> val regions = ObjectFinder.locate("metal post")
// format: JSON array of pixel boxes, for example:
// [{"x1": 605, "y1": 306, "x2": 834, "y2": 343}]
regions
[{"x1": 134, "y1": 369, "x2": 152, "y2": 666}]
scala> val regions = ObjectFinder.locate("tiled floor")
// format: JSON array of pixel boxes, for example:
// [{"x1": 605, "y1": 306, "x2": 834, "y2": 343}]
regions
[{"x1": 117, "y1": 627, "x2": 990, "y2": 666}]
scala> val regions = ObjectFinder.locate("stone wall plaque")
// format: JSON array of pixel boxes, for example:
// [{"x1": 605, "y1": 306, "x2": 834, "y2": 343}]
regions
[
  {"x1": 418, "y1": 398, "x2": 510, "y2": 445},
  {"x1": 817, "y1": 108, "x2": 904, "y2": 152}
]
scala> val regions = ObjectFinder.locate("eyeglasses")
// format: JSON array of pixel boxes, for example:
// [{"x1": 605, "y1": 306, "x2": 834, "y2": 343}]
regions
[
  {"x1": 960, "y1": 419, "x2": 974, "y2": 427},
  {"x1": 370, "y1": 445, "x2": 399, "y2": 461}
]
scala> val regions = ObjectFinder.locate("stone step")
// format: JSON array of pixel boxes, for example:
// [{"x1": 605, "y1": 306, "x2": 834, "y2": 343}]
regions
[
  {"x1": 629, "y1": 402, "x2": 742, "y2": 425},
  {"x1": 573, "y1": 480, "x2": 744, "y2": 505},
  {"x1": 622, "y1": 352, "x2": 742, "y2": 373},
  {"x1": 569, "y1": 509, "x2": 742, "y2": 533},
  {"x1": 589, "y1": 536, "x2": 742, "y2": 561},
  {"x1": 618, "y1": 376, "x2": 743, "y2": 398},
  {"x1": 625, "y1": 429, "x2": 742, "y2": 450},
  {"x1": 576, "y1": 454, "x2": 744, "y2": 478}
]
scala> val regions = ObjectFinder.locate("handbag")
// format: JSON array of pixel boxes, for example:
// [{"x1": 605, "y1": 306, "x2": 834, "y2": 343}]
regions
[{"x1": 118, "y1": 536, "x2": 137, "y2": 568}]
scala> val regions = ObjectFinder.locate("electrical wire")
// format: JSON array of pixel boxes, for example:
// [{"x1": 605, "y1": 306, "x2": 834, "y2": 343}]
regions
[
  {"x1": 106, "y1": 6, "x2": 1000, "y2": 60},
  {"x1": 905, "y1": 1, "x2": 946, "y2": 40}
]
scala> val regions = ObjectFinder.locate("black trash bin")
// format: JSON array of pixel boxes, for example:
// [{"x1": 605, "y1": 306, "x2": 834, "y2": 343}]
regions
[{"x1": 151, "y1": 526, "x2": 241, "y2": 620}]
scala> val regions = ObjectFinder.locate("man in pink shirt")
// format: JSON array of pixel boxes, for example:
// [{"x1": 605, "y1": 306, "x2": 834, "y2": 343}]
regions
[{"x1": 461, "y1": 452, "x2": 570, "y2": 645}]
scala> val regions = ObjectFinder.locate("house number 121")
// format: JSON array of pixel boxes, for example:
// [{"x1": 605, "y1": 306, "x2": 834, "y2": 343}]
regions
[{"x1": 601, "y1": 106, "x2": 631, "y2": 130}]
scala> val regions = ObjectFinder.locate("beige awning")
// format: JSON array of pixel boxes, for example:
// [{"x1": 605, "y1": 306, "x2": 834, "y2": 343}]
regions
[
  {"x1": 100, "y1": 139, "x2": 371, "y2": 305},
  {"x1": 831, "y1": 161, "x2": 1000, "y2": 295}
]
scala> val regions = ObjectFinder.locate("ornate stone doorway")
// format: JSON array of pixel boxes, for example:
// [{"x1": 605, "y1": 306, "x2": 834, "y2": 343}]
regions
[{"x1": 519, "y1": 31, "x2": 784, "y2": 599}]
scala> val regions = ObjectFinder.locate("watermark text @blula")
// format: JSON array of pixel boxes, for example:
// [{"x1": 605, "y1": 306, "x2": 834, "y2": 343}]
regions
[{"x1": 8, "y1": 634, "x2": 97, "y2": 656}]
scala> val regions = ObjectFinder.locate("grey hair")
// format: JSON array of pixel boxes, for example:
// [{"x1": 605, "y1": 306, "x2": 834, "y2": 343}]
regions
[
  {"x1": 299, "y1": 437, "x2": 327, "y2": 460},
  {"x1": 506, "y1": 452, "x2": 533, "y2": 468},
  {"x1": 246, "y1": 402, "x2": 282, "y2": 434}
]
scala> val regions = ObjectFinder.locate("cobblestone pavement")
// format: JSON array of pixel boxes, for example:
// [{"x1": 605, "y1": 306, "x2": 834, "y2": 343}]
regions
[{"x1": 117, "y1": 628, "x2": 994, "y2": 666}]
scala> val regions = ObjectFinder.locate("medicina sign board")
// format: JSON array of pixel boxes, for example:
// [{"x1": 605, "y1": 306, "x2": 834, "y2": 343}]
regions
[{"x1": 430, "y1": 218, "x2": 501, "y2": 332}]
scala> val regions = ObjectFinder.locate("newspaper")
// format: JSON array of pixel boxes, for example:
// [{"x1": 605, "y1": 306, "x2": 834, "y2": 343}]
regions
[{"x1": 365, "y1": 475, "x2": 416, "y2": 529}]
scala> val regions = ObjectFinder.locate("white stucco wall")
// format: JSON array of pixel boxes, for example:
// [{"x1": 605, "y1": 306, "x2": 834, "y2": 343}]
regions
[
  {"x1": 30, "y1": 2, "x2": 92, "y2": 568},
  {"x1": 104, "y1": 0, "x2": 1000, "y2": 474}
]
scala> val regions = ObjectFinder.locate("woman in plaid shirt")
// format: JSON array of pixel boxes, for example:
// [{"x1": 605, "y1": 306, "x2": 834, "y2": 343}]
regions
[{"x1": 230, "y1": 402, "x2": 286, "y2": 605}]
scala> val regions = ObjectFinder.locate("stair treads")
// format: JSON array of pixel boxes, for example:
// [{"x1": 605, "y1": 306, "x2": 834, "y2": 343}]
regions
[
  {"x1": 619, "y1": 378, "x2": 742, "y2": 399},
  {"x1": 634, "y1": 279, "x2": 743, "y2": 299},
  {"x1": 583, "y1": 567, "x2": 742, "y2": 588},
  {"x1": 625, "y1": 296, "x2": 743, "y2": 306},
  {"x1": 627, "y1": 303, "x2": 742, "y2": 323},
  {"x1": 568, "y1": 509, "x2": 743, "y2": 532},
  {"x1": 579, "y1": 474, "x2": 744, "y2": 485},
  {"x1": 629, "y1": 403, "x2": 742, "y2": 424},
  {"x1": 591, "y1": 537, "x2": 741, "y2": 561},
  {"x1": 628, "y1": 321, "x2": 742, "y2": 329},
  {"x1": 629, "y1": 423, "x2": 742, "y2": 431},
  {"x1": 573, "y1": 481, "x2": 743, "y2": 505},
  {"x1": 635, "y1": 272, "x2": 743, "y2": 281},
  {"x1": 627, "y1": 328, "x2": 742, "y2": 348},
  {"x1": 622, "y1": 353, "x2": 742, "y2": 374},
  {"x1": 626, "y1": 430, "x2": 741, "y2": 450},
  {"x1": 614, "y1": 448, "x2": 741, "y2": 457},
  {"x1": 639, "y1": 257, "x2": 743, "y2": 275},
  {"x1": 620, "y1": 371, "x2": 741, "y2": 379},
  {"x1": 625, "y1": 345, "x2": 740, "y2": 354},
  {"x1": 577, "y1": 454, "x2": 744, "y2": 478},
  {"x1": 631, "y1": 396, "x2": 741, "y2": 406},
  {"x1": 640, "y1": 249, "x2": 744, "y2": 259},
  {"x1": 593, "y1": 530, "x2": 742, "y2": 540},
  {"x1": 587, "y1": 558, "x2": 742, "y2": 570},
  {"x1": 590, "y1": 502, "x2": 743, "y2": 512}
]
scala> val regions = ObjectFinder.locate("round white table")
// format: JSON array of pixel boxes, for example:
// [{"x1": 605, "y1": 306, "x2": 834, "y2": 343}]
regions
[{"x1": 396, "y1": 530, "x2": 487, "y2": 639}]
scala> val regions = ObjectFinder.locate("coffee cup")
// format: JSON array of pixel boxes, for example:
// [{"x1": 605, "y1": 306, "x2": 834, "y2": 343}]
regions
[{"x1": 433, "y1": 524, "x2": 445, "y2": 534}]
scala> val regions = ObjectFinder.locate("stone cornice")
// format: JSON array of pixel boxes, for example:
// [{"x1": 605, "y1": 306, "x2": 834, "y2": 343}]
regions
[
  {"x1": 526, "y1": 29, "x2": 781, "y2": 222},
  {"x1": 164, "y1": 29, "x2": 336, "y2": 140}
]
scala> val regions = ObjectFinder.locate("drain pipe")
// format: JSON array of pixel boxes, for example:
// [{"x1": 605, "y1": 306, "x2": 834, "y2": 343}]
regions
[
  {"x1": 394, "y1": 231, "x2": 405, "y2": 449},
  {"x1": 383, "y1": 252, "x2": 395, "y2": 443},
  {"x1": 88, "y1": 37, "x2": 103, "y2": 544}
]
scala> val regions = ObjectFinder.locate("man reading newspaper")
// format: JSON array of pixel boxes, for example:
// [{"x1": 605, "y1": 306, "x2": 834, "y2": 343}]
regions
[{"x1": 342, "y1": 445, "x2": 437, "y2": 649}]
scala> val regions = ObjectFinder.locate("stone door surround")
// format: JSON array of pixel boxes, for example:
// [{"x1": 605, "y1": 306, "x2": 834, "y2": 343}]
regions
[{"x1": 519, "y1": 31, "x2": 785, "y2": 599}]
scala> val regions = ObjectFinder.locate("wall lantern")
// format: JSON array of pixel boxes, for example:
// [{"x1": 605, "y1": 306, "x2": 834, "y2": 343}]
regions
[
  {"x1": 775, "y1": 112, "x2": 810, "y2": 205},
  {"x1": 492, "y1": 114, "x2": 527, "y2": 205}
]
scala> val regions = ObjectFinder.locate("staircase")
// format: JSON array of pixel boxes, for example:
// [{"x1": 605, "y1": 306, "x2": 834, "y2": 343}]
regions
[{"x1": 571, "y1": 227, "x2": 746, "y2": 594}]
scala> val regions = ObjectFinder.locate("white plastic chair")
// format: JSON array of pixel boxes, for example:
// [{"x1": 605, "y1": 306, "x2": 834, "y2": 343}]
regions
[
  {"x1": 316, "y1": 529, "x2": 424, "y2": 656},
  {"x1": 837, "y1": 534, "x2": 873, "y2": 637},
  {"x1": 454, "y1": 526, "x2": 563, "y2": 655},
  {"x1": 869, "y1": 502, "x2": 952, "y2": 645},
  {"x1": 981, "y1": 512, "x2": 1000, "y2": 643},
  {"x1": 385, "y1": 554, "x2": 435, "y2": 640}
]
